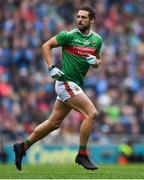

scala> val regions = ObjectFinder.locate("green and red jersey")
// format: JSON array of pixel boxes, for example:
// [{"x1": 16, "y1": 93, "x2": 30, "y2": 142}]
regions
[{"x1": 55, "y1": 28, "x2": 102, "y2": 87}]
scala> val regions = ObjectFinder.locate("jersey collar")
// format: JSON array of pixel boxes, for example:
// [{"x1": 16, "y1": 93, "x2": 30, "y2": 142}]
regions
[{"x1": 76, "y1": 28, "x2": 92, "y2": 37}]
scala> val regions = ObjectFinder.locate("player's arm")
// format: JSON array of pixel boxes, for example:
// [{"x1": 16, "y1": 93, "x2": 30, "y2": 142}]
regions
[
  {"x1": 42, "y1": 31, "x2": 69, "y2": 67},
  {"x1": 42, "y1": 37, "x2": 64, "y2": 79},
  {"x1": 42, "y1": 37, "x2": 59, "y2": 67}
]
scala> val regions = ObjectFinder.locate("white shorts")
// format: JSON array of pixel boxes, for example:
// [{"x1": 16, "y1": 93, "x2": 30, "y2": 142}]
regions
[{"x1": 55, "y1": 80, "x2": 83, "y2": 102}]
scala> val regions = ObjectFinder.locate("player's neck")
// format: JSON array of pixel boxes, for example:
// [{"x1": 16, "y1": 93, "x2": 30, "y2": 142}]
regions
[
  {"x1": 77, "y1": 28, "x2": 91, "y2": 36},
  {"x1": 80, "y1": 29, "x2": 90, "y2": 35}
]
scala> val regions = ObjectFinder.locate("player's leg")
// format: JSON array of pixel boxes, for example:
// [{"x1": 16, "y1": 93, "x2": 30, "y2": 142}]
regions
[
  {"x1": 66, "y1": 92, "x2": 98, "y2": 170},
  {"x1": 26, "y1": 99, "x2": 71, "y2": 146},
  {"x1": 66, "y1": 92, "x2": 98, "y2": 148},
  {"x1": 13, "y1": 99, "x2": 71, "y2": 171}
]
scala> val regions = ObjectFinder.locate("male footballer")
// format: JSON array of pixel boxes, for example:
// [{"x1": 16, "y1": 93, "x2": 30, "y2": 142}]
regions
[{"x1": 13, "y1": 6, "x2": 102, "y2": 171}]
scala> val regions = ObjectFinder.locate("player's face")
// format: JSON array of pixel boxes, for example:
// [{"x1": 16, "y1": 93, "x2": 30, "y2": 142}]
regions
[{"x1": 76, "y1": 10, "x2": 94, "y2": 32}]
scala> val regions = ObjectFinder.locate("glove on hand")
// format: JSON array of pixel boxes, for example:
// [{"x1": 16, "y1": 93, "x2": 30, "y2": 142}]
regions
[
  {"x1": 86, "y1": 55, "x2": 97, "y2": 65},
  {"x1": 48, "y1": 65, "x2": 64, "y2": 79}
]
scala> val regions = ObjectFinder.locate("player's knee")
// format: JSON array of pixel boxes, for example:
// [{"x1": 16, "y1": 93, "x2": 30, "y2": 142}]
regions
[
  {"x1": 88, "y1": 110, "x2": 98, "y2": 120},
  {"x1": 50, "y1": 121, "x2": 61, "y2": 130}
]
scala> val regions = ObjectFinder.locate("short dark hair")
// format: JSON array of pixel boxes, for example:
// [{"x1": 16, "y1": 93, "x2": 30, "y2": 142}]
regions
[{"x1": 78, "y1": 6, "x2": 96, "y2": 20}]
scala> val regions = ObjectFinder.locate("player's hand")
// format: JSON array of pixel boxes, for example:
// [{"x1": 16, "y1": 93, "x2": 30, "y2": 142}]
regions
[
  {"x1": 86, "y1": 55, "x2": 98, "y2": 65},
  {"x1": 48, "y1": 65, "x2": 64, "y2": 79}
]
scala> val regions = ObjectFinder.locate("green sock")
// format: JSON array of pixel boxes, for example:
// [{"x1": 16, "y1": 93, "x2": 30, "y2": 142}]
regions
[
  {"x1": 79, "y1": 145, "x2": 86, "y2": 150},
  {"x1": 24, "y1": 139, "x2": 32, "y2": 150}
]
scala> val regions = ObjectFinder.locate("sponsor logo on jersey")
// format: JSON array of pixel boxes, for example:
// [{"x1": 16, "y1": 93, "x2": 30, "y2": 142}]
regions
[
  {"x1": 74, "y1": 40, "x2": 90, "y2": 45},
  {"x1": 64, "y1": 45, "x2": 96, "y2": 58},
  {"x1": 74, "y1": 40, "x2": 82, "y2": 44},
  {"x1": 83, "y1": 40, "x2": 90, "y2": 45}
]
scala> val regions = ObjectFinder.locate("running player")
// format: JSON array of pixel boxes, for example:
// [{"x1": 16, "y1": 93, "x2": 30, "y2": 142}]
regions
[{"x1": 13, "y1": 5, "x2": 102, "y2": 171}]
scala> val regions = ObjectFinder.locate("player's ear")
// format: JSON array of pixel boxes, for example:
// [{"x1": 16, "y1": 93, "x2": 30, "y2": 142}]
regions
[{"x1": 90, "y1": 18, "x2": 94, "y2": 24}]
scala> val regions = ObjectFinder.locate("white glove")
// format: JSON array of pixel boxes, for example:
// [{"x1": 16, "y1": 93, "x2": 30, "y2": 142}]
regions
[
  {"x1": 86, "y1": 55, "x2": 97, "y2": 65},
  {"x1": 48, "y1": 65, "x2": 64, "y2": 79}
]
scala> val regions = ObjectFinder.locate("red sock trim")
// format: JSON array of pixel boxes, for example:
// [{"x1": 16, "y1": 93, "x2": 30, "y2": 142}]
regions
[
  {"x1": 79, "y1": 149, "x2": 88, "y2": 155},
  {"x1": 24, "y1": 139, "x2": 31, "y2": 151}
]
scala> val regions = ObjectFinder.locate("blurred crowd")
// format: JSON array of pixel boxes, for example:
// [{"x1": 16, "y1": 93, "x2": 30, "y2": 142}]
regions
[{"x1": 0, "y1": 0, "x2": 144, "y2": 143}]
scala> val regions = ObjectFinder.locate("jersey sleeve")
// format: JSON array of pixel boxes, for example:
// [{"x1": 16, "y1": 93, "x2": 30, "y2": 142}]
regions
[
  {"x1": 96, "y1": 37, "x2": 102, "y2": 55},
  {"x1": 55, "y1": 31, "x2": 70, "y2": 46}
]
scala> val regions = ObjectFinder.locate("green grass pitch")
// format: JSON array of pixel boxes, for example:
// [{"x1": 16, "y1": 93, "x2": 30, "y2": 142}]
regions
[{"x1": 0, "y1": 163, "x2": 144, "y2": 179}]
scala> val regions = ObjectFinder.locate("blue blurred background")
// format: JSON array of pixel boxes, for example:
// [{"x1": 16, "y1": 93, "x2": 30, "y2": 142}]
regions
[{"x1": 0, "y1": 0, "x2": 144, "y2": 164}]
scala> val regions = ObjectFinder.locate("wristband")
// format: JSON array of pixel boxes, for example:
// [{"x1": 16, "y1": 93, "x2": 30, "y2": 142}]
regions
[{"x1": 48, "y1": 65, "x2": 55, "y2": 71}]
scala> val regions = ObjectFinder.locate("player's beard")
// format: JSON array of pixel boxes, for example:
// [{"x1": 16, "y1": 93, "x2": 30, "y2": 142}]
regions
[{"x1": 77, "y1": 23, "x2": 90, "y2": 34}]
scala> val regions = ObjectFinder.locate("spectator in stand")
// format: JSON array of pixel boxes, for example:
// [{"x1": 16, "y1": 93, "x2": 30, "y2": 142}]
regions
[{"x1": 0, "y1": 0, "x2": 144, "y2": 143}]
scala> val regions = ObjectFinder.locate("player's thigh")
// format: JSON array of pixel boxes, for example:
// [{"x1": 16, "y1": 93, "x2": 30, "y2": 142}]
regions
[
  {"x1": 65, "y1": 92, "x2": 98, "y2": 119},
  {"x1": 49, "y1": 99, "x2": 72, "y2": 123},
  {"x1": 34, "y1": 100, "x2": 71, "y2": 131}
]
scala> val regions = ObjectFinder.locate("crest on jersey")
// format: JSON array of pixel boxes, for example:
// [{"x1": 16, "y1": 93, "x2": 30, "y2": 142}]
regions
[{"x1": 91, "y1": 40, "x2": 96, "y2": 46}]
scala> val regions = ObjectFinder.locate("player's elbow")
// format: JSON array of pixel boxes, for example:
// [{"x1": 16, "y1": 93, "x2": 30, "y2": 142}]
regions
[
  {"x1": 42, "y1": 37, "x2": 58, "y2": 50},
  {"x1": 42, "y1": 42, "x2": 51, "y2": 50}
]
